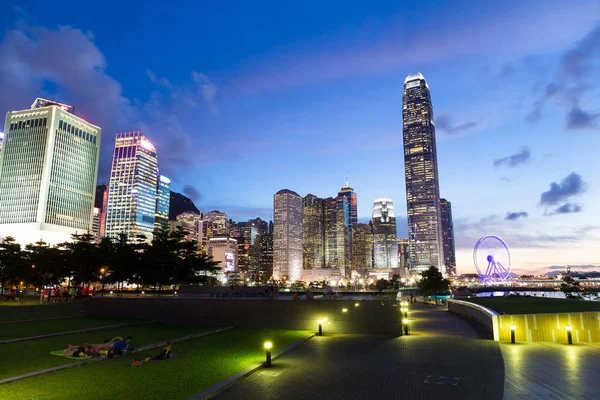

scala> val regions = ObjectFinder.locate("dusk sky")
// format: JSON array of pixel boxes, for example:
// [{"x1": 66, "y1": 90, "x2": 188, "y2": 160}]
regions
[{"x1": 0, "y1": 0, "x2": 599, "y2": 275}]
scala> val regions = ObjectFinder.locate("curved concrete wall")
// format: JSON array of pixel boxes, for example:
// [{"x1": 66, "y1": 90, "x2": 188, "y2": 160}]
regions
[{"x1": 448, "y1": 299, "x2": 499, "y2": 340}]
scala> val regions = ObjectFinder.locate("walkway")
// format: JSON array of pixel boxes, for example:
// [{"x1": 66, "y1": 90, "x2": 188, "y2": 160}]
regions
[
  {"x1": 214, "y1": 303, "x2": 504, "y2": 400},
  {"x1": 502, "y1": 342, "x2": 600, "y2": 399}
]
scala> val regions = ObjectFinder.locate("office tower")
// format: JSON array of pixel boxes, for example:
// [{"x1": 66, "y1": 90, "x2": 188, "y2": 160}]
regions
[
  {"x1": 398, "y1": 239, "x2": 410, "y2": 270},
  {"x1": 273, "y1": 189, "x2": 303, "y2": 281},
  {"x1": 105, "y1": 131, "x2": 158, "y2": 241},
  {"x1": 324, "y1": 195, "x2": 350, "y2": 270},
  {"x1": 259, "y1": 233, "x2": 274, "y2": 282},
  {"x1": 247, "y1": 217, "x2": 269, "y2": 235},
  {"x1": 98, "y1": 183, "x2": 109, "y2": 237},
  {"x1": 0, "y1": 98, "x2": 101, "y2": 244},
  {"x1": 352, "y1": 223, "x2": 373, "y2": 272},
  {"x1": 154, "y1": 175, "x2": 170, "y2": 232},
  {"x1": 0, "y1": 131, "x2": 4, "y2": 153},
  {"x1": 176, "y1": 211, "x2": 203, "y2": 243},
  {"x1": 440, "y1": 198, "x2": 456, "y2": 277},
  {"x1": 208, "y1": 237, "x2": 238, "y2": 276},
  {"x1": 203, "y1": 210, "x2": 229, "y2": 237},
  {"x1": 92, "y1": 207, "x2": 101, "y2": 239},
  {"x1": 338, "y1": 178, "x2": 358, "y2": 225},
  {"x1": 402, "y1": 72, "x2": 444, "y2": 275},
  {"x1": 372, "y1": 199, "x2": 397, "y2": 269},
  {"x1": 302, "y1": 194, "x2": 325, "y2": 270}
]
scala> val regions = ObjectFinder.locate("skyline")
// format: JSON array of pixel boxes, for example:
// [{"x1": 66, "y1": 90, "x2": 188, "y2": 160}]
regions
[{"x1": 0, "y1": 1, "x2": 599, "y2": 274}]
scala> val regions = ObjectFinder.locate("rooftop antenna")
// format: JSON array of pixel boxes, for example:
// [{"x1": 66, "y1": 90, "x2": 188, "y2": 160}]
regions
[{"x1": 345, "y1": 170, "x2": 349, "y2": 186}]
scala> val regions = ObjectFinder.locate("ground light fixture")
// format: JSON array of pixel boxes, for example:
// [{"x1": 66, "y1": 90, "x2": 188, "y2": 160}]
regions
[
  {"x1": 510, "y1": 324, "x2": 516, "y2": 344},
  {"x1": 317, "y1": 319, "x2": 323, "y2": 336},
  {"x1": 264, "y1": 341, "x2": 273, "y2": 366},
  {"x1": 354, "y1": 303, "x2": 359, "y2": 307},
  {"x1": 566, "y1": 325, "x2": 573, "y2": 345},
  {"x1": 403, "y1": 318, "x2": 409, "y2": 335},
  {"x1": 342, "y1": 308, "x2": 348, "y2": 313}
]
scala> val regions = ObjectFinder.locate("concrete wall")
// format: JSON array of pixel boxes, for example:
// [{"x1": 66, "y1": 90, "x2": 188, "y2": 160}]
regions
[
  {"x1": 449, "y1": 299, "x2": 600, "y2": 343},
  {"x1": 85, "y1": 297, "x2": 402, "y2": 336},
  {"x1": 448, "y1": 299, "x2": 499, "y2": 338}
]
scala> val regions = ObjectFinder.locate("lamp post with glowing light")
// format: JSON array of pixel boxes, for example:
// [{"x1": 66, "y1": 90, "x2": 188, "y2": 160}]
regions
[
  {"x1": 566, "y1": 325, "x2": 573, "y2": 345},
  {"x1": 403, "y1": 318, "x2": 409, "y2": 335},
  {"x1": 100, "y1": 268, "x2": 106, "y2": 296},
  {"x1": 510, "y1": 324, "x2": 516, "y2": 344},
  {"x1": 264, "y1": 341, "x2": 272, "y2": 366},
  {"x1": 317, "y1": 319, "x2": 323, "y2": 336}
]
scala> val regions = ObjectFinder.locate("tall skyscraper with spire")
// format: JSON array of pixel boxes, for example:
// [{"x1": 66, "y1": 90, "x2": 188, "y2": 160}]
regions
[
  {"x1": 105, "y1": 131, "x2": 158, "y2": 242},
  {"x1": 338, "y1": 177, "x2": 357, "y2": 225},
  {"x1": 402, "y1": 73, "x2": 444, "y2": 275}
]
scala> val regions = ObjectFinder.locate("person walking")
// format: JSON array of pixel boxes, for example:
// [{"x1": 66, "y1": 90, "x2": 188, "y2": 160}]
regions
[
  {"x1": 15, "y1": 286, "x2": 20, "y2": 302},
  {"x1": 5, "y1": 287, "x2": 11, "y2": 302}
]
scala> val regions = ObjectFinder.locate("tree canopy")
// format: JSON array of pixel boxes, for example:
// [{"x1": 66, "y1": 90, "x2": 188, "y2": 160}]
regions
[
  {"x1": 416, "y1": 266, "x2": 451, "y2": 303},
  {"x1": 0, "y1": 227, "x2": 221, "y2": 290}
]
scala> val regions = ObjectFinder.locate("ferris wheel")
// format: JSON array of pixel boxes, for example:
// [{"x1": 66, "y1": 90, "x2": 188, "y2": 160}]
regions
[{"x1": 473, "y1": 235, "x2": 512, "y2": 283}]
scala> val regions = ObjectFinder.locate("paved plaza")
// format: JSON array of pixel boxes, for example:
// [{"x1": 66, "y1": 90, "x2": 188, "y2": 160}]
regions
[{"x1": 215, "y1": 303, "x2": 504, "y2": 400}]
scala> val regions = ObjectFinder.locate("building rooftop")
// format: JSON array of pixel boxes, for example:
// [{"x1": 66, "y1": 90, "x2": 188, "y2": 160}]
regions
[
  {"x1": 276, "y1": 189, "x2": 301, "y2": 197},
  {"x1": 404, "y1": 72, "x2": 425, "y2": 83}
]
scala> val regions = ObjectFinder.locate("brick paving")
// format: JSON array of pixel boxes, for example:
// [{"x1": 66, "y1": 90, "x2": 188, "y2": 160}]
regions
[{"x1": 213, "y1": 302, "x2": 504, "y2": 400}]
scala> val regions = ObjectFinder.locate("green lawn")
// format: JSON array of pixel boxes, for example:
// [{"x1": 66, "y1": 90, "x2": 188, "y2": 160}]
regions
[
  {"x1": 0, "y1": 322, "x2": 209, "y2": 380},
  {"x1": 4, "y1": 328, "x2": 311, "y2": 399},
  {"x1": 0, "y1": 299, "x2": 85, "y2": 321},
  {"x1": 465, "y1": 296, "x2": 600, "y2": 314},
  {"x1": 0, "y1": 317, "x2": 138, "y2": 340}
]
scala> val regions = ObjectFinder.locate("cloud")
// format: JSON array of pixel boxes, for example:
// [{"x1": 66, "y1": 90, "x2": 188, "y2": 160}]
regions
[
  {"x1": 545, "y1": 202, "x2": 583, "y2": 216},
  {"x1": 540, "y1": 172, "x2": 586, "y2": 206},
  {"x1": 546, "y1": 264, "x2": 598, "y2": 270},
  {"x1": 500, "y1": 177, "x2": 511, "y2": 182},
  {"x1": 183, "y1": 185, "x2": 202, "y2": 201},
  {"x1": 505, "y1": 211, "x2": 528, "y2": 221},
  {"x1": 435, "y1": 114, "x2": 479, "y2": 135},
  {"x1": 146, "y1": 69, "x2": 172, "y2": 89},
  {"x1": 192, "y1": 71, "x2": 218, "y2": 113},
  {"x1": 493, "y1": 147, "x2": 531, "y2": 168},
  {"x1": 566, "y1": 105, "x2": 600, "y2": 129}
]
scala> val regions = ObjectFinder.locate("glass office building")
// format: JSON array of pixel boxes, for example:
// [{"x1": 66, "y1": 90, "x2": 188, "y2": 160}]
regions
[
  {"x1": 155, "y1": 175, "x2": 171, "y2": 232},
  {"x1": 372, "y1": 199, "x2": 397, "y2": 269},
  {"x1": 273, "y1": 189, "x2": 303, "y2": 282}
]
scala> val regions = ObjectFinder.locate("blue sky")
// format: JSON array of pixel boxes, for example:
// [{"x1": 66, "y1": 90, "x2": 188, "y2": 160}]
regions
[{"x1": 0, "y1": 0, "x2": 599, "y2": 274}]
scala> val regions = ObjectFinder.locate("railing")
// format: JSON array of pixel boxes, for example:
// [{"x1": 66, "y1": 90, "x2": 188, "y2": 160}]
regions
[{"x1": 447, "y1": 299, "x2": 500, "y2": 340}]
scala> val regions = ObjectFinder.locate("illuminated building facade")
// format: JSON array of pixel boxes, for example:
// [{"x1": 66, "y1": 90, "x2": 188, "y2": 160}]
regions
[
  {"x1": 208, "y1": 237, "x2": 238, "y2": 275},
  {"x1": 440, "y1": 198, "x2": 456, "y2": 277},
  {"x1": 372, "y1": 199, "x2": 397, "y2": 269},
  {"x1": 105, "y1": 131, "x2": 158, "y2": 242},
  {"x1": 302, "y1": 194, "x2": 325, "y2": 270},
  {"x1": 338, "y1": 179, "x2": 358, "y2": 225},
  {"x1": 154, "y1": 175, "x2": 170, "y2": 232},
  {"x1": 402, "y1": 72, "x2": 444, "y2": 275},
  {"x1": 273, "y1": 189, "x2": 303, "y2": 281},
  {"x1": 351, "y1": 223, "x2": 373, "y2": 271},
  {"x1": 0, "y1": 99, "x2": 101, "y2": 245},
  {"x1": 92, "y1": 207, "x2": 101, "y2": 239},
  {"x1": 99, "y1": 183, "x2": 109, "y2": 237},
  {"x1": 324, "y1": 196, "x2": 350, "y2": 270},
  {"x1": 398, "y1": 238, "x2": 410, "y2": 270},
  {"x1": 176, "y1": 211, "x2": 203, "y2": 243},
  {"x1": 259, "y1": 233, "x2": 273, "y2": 282}
]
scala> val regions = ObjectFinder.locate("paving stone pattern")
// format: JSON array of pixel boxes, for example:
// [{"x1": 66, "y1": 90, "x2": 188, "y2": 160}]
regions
[{"x1": 215, "y1": 303, "x2": 504, "y2": 400}]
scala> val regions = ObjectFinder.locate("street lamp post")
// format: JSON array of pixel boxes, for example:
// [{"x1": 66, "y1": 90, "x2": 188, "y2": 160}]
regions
[
  {"x1": 510, "y1": 324, "x2": 516, "y2": 344},
  {"x1": 264, "y1": 341, "x2": 272, "y2": 366},
  {"x1": 317, "y1": 319, "x2": 323, "y2": 336},
  {"x1": 403, "y1": 318, "x2": 409, "y2": 335},
  {"x1": 566, "y1": 325, "x2": 573, "y2": 345},
  {"x1": 100, "y1": 268, "x2": 106, "y2": 296}
]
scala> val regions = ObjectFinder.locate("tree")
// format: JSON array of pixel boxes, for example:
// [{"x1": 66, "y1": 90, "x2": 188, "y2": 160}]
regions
[
  {"x1": 0, "y1": 237, "x2": 27, "y2": 292},
  {"x1": 376, "y1": 278, "x2": 389, "y2": 293},
  {"x1": 560, "y1": 276, "x2": 585, "y2": 299},
  {"x1": 24, "y1": 240, "x2": 67, "y2": 288},
  {"x1": 59, "y1": 233, "x2": 102, "y2": 286},
  {"x1": 390, "y1": 274, "x2": 401, "y2": 290},
  {"x1": 416, "y1": 266, "x2": 450, "y2": 304}
]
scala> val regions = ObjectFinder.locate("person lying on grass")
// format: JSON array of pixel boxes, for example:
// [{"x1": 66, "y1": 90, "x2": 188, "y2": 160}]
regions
[
  {"x1": 111, "y1": 336, "x2": 133, "y2": 354},
  {"x1": 62, "y1": 344, "x2": 92, "y2": 357},
  {"x1": 130, "y1": 342, "x2": 173, "y2": 366}
]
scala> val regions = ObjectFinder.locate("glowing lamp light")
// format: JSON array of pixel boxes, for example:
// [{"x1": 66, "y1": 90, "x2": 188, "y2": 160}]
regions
[
  {"x1": 342, "y1": 308, "x2": 348, "y2": 313},
  {"x1": 141, "y1": 291, "x2": 145, "y2": 294},
  {"x1": 566, "y1": 325, "x2": 572, "y2": 331},
  {"x1": 263, "y1": 341, "x2": 273, "y2": 350},
  {"x1": 354, "y1": 303, "x2": 359, "y2": 307},
  {"x1": 403, "y1": 318, "x2": 409, "y2": 324},
  {"x1": 510, "y1": 324, "x2": 516, "y2": 331},
  {"x1": 109, "y1": 290, "x2": 113, "y2": 294}
]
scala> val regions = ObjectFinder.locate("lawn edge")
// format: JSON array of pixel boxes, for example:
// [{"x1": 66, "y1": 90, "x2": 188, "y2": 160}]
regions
[
  {"x1": 0, "y1": 314, "x2": 85, "y2": 325},
  {"x1": 0, "y1": 325, "x2": 234, "y2": 386},
  {"x1": 0, "y1": 320, "x2": 158, "y2": 344},
  {"x1": 188, "y1": 332, "x2": 315, "y2": 400}
]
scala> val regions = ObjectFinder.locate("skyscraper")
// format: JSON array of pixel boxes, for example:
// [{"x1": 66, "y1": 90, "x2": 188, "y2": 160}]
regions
[
  {"x1": 155, "y1": 175, "x2": 171, "y2": 232},
  {"x1": 324, "y1": 195, "x2": 350, "y2": 270},
  {"x1": 440, "y1": 198, "x2": 456, "y2": 277},
  {"x1": 99, "y1": 183, "x2": 109, "y2": 238},
  {"x1": 402, "y1": 72, "x2": 444, "y2": 275},
  {"x1": 176, "y1": 211, "x2": 203, "y2": 242},
  {"x1": 0, "y1": 98, "x2": 101, "y2": 244},
  {"x1": 273, "y1": 189, "x2": 303, "y2": 281},
  {"x1": 302, "y1": 194, "x2": 325, "y2": 270},
  {"x1": 372, "y1": 199, "x2": 397, "y2": 269},
  {"x1": 338, "y1": 178, "x2": 358, "y2": 225},
  {"x1": 105, "y1": 131, "x2": 158, "y2": 241},
  {"x1": 351, "y1": 223, "x2": 373, "y2": 272}
]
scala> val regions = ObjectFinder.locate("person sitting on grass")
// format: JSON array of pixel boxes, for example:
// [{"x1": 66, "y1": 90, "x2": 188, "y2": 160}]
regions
[{"x1": 145, "y1": 341, "x2": 172, "y2": 361}]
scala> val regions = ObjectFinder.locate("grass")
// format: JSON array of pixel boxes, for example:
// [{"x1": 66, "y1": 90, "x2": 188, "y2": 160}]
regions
[
  {"x1": 0, "y1": 299, "x2": 85, "y2": 321},
  {"x1": 0, "y1": 316, "x2": 138, "y2": 340},
  {"x1": 3, "y1": 328, "x2": 311, "y2": 399},
  {"x1": 0, "y1": 322, "x2": 209, "y2": 380},
  {"x1": 465, "y1": 296, "x2": 600, "y2": 315}
]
